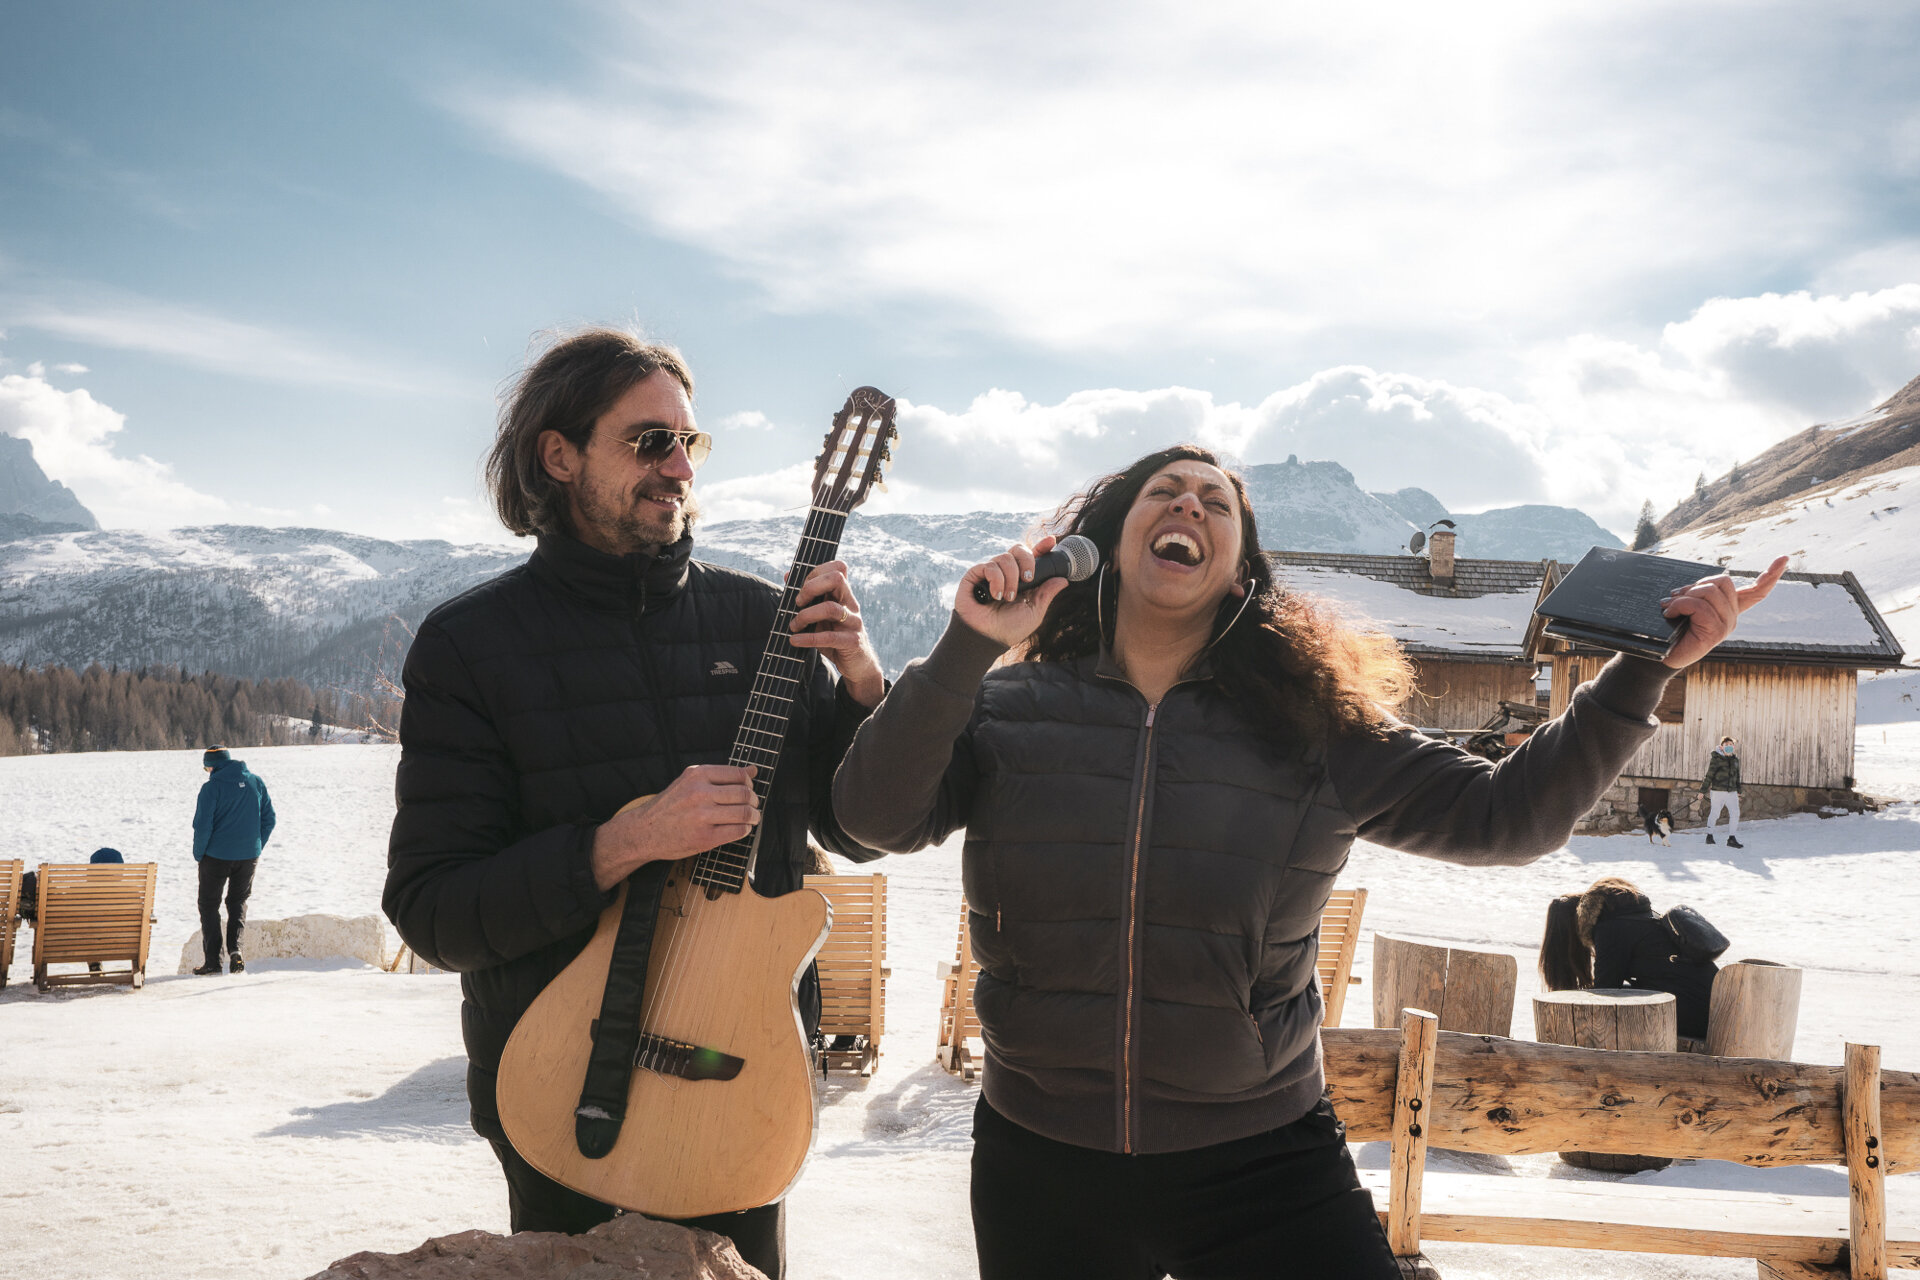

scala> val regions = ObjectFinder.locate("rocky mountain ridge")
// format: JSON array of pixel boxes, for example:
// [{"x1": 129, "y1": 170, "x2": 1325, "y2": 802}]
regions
[
  {"x1": 0, "y1": 433, "x2": 98, "y2": 533},
  {"x1": 1656, "y1": 373, "x2": 1920, "y2": 540},
  {"x1": 0, "y1": 453, "x2": 1623, "y2": 693},
  {"x1": 1651, "y1": 375, "x2": 1920, "y2": 659}
]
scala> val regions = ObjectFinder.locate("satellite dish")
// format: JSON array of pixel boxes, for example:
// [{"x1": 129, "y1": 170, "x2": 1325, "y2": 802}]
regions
[{"x1": 1409, "y1": 531, "x2": 1426, "y2": 554}]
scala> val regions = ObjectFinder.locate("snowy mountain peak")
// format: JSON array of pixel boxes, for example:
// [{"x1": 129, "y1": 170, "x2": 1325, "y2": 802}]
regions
[{"x1": 0, "y1": 433, "x2": 98, "y2": 533}]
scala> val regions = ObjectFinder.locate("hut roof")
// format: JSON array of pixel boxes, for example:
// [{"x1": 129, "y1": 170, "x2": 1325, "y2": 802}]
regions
[
  {"x1": 1266, "y1": 551, "x2": 1548, "y2": 662},
  {"x1": 1531, "y1": 562, "x2": 1906, "y2": 668},
  {"x1": 1267, "y1": 551, "x2": 1908, "y2": 669}
]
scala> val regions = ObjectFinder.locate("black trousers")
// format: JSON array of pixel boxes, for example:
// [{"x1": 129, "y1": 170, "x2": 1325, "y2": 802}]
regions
[
  {"x1": 971, "y1": 1095, "x2": 1399, "y2": 1280},
  {"x1": 196, "y1": 857, "x2": 257, "y2": 965},
  {"x1": 486, "y1": 1138, "x2": 786, "y2": 1279}
]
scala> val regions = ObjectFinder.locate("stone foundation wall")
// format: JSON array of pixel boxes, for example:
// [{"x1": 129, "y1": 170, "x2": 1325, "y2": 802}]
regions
[{"x1": 1573, "y1": 775, "x2": 1876, "y2": 835}]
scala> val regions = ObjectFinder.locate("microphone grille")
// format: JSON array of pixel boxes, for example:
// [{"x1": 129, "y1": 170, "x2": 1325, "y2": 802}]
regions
[{"x1": 1057, "y1": 534, "x2": 1101, "y2": 581}]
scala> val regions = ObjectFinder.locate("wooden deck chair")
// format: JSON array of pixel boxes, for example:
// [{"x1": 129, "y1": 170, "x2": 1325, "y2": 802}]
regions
[
  {"x1": 805, "y1": 873, "x2": 889, "y2": 1076},
  {"x1": 1315, "y1": 887, "x2": 1367, "y2": 1028},
  {"x1": 936, "y1": 899, "x2": 984, "y2": 1080},
  {"x1": 31, "y1": 862, "x2": 158, "y2": 992},
  {"x1": 0, "y1": 860, "x2": 21, "y2": 989}
]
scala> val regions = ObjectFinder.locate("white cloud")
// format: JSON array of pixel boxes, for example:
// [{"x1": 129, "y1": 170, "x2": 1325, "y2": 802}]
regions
[
  {"x1": 0, "y1": 289, "x2": 455, "y2": 394},
  {"x1": 716, "y1": 410, "x2": 775, "y2": 432},
  {"x1": 694, "y1": 285, "x2": 1920, "y2": 536},
  {"x1": 0, "y1": 368, "x2": 231, "y2": 527},
  {"x1": 447, "y1": 1, "x2": 1920, "y2": 357},
  {"x1": 52, "y1": 362, "x2": 87, "y2": 374},
  {"x1": 693, "y1": 375, "x2": 1552, "y2": 527},
  {"x1": 698, "y1": 461, "x2": 820, "y2": 523},
  {"x1": 1522, "y1": 286, "x2": 1920, "y2": 521}
]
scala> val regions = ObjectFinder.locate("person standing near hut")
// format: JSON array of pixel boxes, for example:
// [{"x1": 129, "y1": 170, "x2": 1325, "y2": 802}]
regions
[
  {"x1": 192, "y1": 746, "x2": 277, "y2": 975},
  {"x1": 1701, "y1": 734, "x2": 1743, "y2": 848}
]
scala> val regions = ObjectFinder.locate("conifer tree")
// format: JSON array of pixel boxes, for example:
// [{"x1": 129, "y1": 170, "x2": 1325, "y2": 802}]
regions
[{"x1": 1632, "y1": 500, "x2": 1659, "y2": 551}]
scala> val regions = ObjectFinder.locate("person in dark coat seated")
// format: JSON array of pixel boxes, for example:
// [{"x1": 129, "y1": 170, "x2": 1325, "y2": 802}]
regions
[{"x1": 1539, "y1": 876, "x2": 1719, "y2": 1044}]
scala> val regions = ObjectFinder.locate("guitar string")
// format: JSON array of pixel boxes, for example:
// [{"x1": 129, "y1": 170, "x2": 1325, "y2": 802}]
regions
[
  {"x1": 638, "y1": 439, "x2": 869, "y2": 1062},
  {"x1": 647, "y1": 422, "x2": 875, "y2": 1046},
  {"x1": 634, "y1": 530, "x2": 812, "y2": 1061},
  {"x1": 642, "y1": 464, "x2": 856, "y2": 1056}
]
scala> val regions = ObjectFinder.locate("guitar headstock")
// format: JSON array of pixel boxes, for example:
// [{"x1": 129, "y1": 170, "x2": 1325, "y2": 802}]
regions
[{"x1": 813, "y1": 386, "x2": 897, "y2": 514}]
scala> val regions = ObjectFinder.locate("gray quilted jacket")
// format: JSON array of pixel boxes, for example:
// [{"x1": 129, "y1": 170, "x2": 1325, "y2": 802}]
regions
[{"x1": 833, "y1": 616, "x2": 1671, "y2": 1154}]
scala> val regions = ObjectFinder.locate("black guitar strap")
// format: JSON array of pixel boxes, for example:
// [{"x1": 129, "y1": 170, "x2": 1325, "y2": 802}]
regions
[{"x1": 573, "y1": 857, "x2": 672, "y2": 1159}]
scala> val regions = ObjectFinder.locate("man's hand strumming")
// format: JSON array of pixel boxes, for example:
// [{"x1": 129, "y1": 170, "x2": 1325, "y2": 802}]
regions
[{"x1": 589, "y1": 764, "x2": 760, "y2": 891}]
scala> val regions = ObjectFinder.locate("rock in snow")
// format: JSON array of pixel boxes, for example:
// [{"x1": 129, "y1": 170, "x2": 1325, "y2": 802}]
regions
[
  {"x1": 177, "y1": 912, "x2": 388, "y2": 972},
  {"x1": 305, "y1": 1214, "x2": 765, "y2": 1280}
]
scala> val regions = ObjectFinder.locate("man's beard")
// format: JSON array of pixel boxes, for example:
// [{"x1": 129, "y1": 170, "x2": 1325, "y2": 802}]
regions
[{"x1": 575, "y1": 475, "x2": 702, "y2": 555}]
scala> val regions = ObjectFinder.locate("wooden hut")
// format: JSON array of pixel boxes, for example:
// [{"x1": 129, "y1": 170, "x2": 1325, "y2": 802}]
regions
[
  {"x1": 1269, "y1": 532, "x2": 1549, "y2": 732},
  {"x1": 1529, "y1": 566, "x2": 1905, "y2": 832}
]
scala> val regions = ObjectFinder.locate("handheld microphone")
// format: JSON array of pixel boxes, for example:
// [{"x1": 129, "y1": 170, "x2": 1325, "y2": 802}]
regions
[{"x1": 972, "y1": 534, "x2": 1100, "y2": 605}]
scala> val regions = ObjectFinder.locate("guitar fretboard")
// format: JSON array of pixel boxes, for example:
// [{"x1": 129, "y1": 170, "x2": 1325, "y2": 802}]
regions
[{"x1": 689, "y1": 502, "x2": 852, "y2": 893}]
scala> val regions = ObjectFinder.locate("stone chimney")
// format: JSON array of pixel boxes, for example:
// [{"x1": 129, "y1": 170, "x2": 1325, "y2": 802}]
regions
[{"x1": 1428, "y1": 528, "x2": 1456, "y2": 586}]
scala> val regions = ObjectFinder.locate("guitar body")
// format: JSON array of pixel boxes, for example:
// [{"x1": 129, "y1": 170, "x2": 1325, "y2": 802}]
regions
[{"x1": 498, "y1": 840, "x2": 831, "y2": 1218}]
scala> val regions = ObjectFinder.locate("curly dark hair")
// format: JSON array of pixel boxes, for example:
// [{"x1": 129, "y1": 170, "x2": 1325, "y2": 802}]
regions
[{"x1": 1020, "y1": 444, "x2": 1411, "y2": 750}]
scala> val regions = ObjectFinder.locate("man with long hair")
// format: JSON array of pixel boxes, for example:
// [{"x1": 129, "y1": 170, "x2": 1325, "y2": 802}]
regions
[
  {"x1": 383, "y1": 329, "x2": 886, "y2": 1276},
  {"x1": 835, "y1": 443, "x2": 1785, "y2": 1277}
]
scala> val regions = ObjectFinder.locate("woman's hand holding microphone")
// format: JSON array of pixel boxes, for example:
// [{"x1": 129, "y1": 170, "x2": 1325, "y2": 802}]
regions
[{"x1": 956, "y1": 534, "x2": 1076, "y2": 649}]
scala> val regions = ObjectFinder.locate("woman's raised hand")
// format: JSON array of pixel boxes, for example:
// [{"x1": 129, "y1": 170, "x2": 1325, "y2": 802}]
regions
[
  {"x1": 1660, "y1": 555, "x2": 1791, "y2": 669},
  {"x1": 955, "y1": 534, "x2": 1074, "y2": 649}
]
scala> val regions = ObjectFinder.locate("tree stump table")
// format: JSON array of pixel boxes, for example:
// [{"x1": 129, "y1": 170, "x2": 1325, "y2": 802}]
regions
[
  {"x1": 1532, "y1": 988, "x2": 1676, "y2": 1172},
  {"x1": 1373, "y1": 933, "x2": 1518, "y2": 1038},
  {"x1": 1706, "y1": 959, "x2": 1803, "y2": 1059}
]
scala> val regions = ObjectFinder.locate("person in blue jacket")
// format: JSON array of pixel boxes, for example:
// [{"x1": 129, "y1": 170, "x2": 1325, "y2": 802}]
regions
[{"x1": 192, "y1": 746, "x2": 276, "y2": 975}]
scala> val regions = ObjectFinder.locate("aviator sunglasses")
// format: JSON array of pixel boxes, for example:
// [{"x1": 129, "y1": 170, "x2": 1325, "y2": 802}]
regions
[{"x1": 618, "y1": 427, "x2": 713, "y2": 469}]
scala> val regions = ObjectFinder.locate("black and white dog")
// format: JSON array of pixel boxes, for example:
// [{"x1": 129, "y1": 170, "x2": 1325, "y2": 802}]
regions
[{"x1": 1643, "y1": 809, "x2": 1674, "y2": 845}]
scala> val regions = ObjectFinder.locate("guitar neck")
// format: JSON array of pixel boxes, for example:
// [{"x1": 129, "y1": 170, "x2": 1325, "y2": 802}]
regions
[{"x1": 689, "y1": 502, "x2": 851, "y2": 894}]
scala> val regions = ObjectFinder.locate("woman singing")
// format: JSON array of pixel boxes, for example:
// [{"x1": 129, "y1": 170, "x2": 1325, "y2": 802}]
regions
[{"x1": 833, "y1": 444, "x2": 1784, "y2": 1278}]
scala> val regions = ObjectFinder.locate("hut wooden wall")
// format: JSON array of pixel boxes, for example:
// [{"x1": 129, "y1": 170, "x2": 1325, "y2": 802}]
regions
[
  {"x1": 1402, "y1": 659, "x2": 1536, "y2": 730},
  {"x1": 1549, "y1": 656, "x2": 1857, "y2": 789}
]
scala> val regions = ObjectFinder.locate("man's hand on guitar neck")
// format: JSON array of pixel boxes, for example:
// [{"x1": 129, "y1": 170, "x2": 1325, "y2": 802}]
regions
[
  {"x1": 589, "y1": 764, "x2": 761, "y2": 892},
  {"x1": 789, "y1": 559, "x2": 886, "y2": 708}
]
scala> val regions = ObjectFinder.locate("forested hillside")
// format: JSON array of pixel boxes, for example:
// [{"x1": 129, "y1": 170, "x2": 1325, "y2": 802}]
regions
[{"x1": 0, "y1": 663, "x2": 395, "y2": 756}]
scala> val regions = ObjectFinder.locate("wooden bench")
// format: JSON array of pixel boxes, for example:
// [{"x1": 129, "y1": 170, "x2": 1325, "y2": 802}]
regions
[
  {"x1": 805, "y1": 873, "x2": 889, "y2": 1076},
  {"x1": 30, "y1": 862, "x2": 158, "y2": 992},
  {"x1": 1317, "y1": 887, "x2": 1367, "y2": 1028},
  {"x1": 0, "y1": 859, "x2": 21, "y2": 989},
  {"x1": 1325, "y1": 1009, "x2": 1919, "y2": 1277},
  {"x1": 936, "y1": 899, "x2": 983, "y2": 1079}
]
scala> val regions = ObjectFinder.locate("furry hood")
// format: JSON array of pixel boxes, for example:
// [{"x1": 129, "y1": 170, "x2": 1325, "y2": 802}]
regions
[{"x1": 1577, "y1": 877, "x2": 1653, "y2": 947}]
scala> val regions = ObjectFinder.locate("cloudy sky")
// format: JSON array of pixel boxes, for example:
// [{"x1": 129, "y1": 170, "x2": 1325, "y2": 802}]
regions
[{"x1": 4, "y1": 0, "x2": 1919, "y2": 542}]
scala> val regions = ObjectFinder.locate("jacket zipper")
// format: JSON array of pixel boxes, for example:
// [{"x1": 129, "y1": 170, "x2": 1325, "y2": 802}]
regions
[{"x1": 1122, "y1": 701, "x2": 1158, "y2": 1154}]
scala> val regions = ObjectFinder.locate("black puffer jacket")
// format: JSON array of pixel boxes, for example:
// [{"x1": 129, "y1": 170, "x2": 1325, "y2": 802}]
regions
[
  {"x1": 1583, "y1": 894, "x2": 1719, "y2": 1039},
  {"x1": 835, "y1": 617, "x2": 1673, "y2": 1154},
  {"x1": 384, "y1": 531, "x2": 882, "y2": 1142}
]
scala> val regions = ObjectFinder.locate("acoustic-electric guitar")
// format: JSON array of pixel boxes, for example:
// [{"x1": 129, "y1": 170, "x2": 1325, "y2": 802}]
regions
[{"x1": 497, "y1": 387, "x2": 898, "y2": 1218}]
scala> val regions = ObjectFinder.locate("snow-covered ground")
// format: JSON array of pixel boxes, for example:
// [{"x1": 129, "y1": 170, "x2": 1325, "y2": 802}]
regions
[{"x1": 4, "y1": 735, "x2": 1918, "y2": 1280}]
